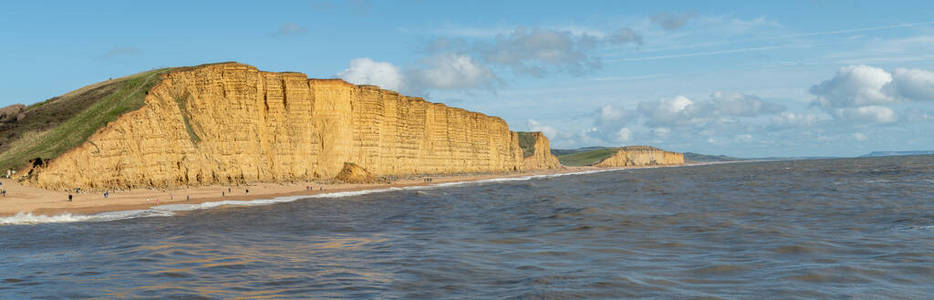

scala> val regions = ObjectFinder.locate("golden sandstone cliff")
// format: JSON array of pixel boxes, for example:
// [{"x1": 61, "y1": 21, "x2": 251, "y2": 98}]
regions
[
  {"x1": 27, "y1": 63, "x2": 561, "y2": 190},
  {"x1": 521, "y1": 132, "x2": 561, "y2": 170},
  {"x1": 592, "y1": 146, "x2": 684, "y2": 168}
]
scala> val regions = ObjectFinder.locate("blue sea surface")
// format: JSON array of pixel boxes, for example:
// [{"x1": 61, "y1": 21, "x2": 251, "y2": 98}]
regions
[{"x1": 2, "y1": 156, "x2": 934, "y2": 298}]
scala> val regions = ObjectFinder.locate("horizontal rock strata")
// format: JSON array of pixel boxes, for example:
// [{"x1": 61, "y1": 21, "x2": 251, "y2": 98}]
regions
[
  {"x1": 27, "y1": 63, "x2": 558, "y2": 190},
  {"x1": 592, "y1": 146, "x2": 684, "y2": 167}
]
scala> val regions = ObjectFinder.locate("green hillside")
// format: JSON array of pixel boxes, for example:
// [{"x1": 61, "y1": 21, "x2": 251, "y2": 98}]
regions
[
  {"x1": 0, "y1": 68, "x2": 173, "y2": 171},
  {"x1": 557, "y1": 148, "x2": 619, "y2": 166},
  {"x1": 516, "y1": 131, "x2": 537, "y2": 158}
]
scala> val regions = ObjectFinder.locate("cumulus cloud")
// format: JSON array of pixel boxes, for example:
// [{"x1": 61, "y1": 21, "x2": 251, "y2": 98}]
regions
[
  {"x1": 651, "y1": 12, "x2": 696, "y2": 30},
  {"x1": 598, "y1": 105, "x2": 626, "y2": 125},
  {"x1": 809, "y1": 65, "x2": 934, "y2": 123},
  {"x1": 638, "y1": 95, "x2": 696, "y2": 126},
  {"x1": 411, "y1": 54, "x2": 496, "y2": 90},
  {"x1": 810, "y1": 65, "x2": 895, "y2": 108},
  {"x1": 338, "y1": 58, "x2": 404, "y2": 91},
  {"x1": 527, "y1": 119, "x2": 558, "y2": 138},
  {"x1": 616, "y1": 128, "x2": 633, "y2": 142},
  {"x1": 889, "y1": 68, "x2": 934, "y2": 101}
]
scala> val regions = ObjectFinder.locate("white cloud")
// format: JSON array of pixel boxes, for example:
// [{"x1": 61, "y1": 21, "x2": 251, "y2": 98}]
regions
[
  {"x1": 811, "y1": 65, "x2": 895, "y2": 108},
  {"x1": 411, "y1": 54, "x2": 496, "y2": 90},
  {"x1": 616, "y1": 127, "x2": 633, "y2": 142},
  {"x1": 771, "y1": 112, "x2": 821, "y2": 127},
  {"x1": 852, "y1": 132, "x2": 868, "y2": 142},
  {"x1": 890, "y1": 68, "x2": 934, "y2": 101},
  {"x1": 598, "y1": 105, "x2": 626, "y2": 124},
  {"x1": 638, "y1": 95, "x2": 695, "y2": 126},
  {"x1": 707, "y1": 91, "x2": 784, "y2": 116},
  {"x1": 338, "y1": 58, "x2": 405, "y2": 91},
  {"x1": 527, "y1": 119, "x2": 558, "y2": 139},
  {"x1": 834, "y1": 105, "x2": 897, "y2": 123},
  {"x1": 809, "y1": 65, "x2": 934, "y2": 123}
]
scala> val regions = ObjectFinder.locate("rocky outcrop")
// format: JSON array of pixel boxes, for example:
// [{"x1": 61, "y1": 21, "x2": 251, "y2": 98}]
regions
[
  {"x1": 520, "y1": 132, "x2": 561, "y2": 170},
  {"x1": 25, "y1": 63, "x2": 559, "y2": 190},
  {"x1": 335, "y1": 162, "x2": 378, "y2": 184},
  {"x1": 592, "y1": 146, "x2": 683, "y2": 167}
]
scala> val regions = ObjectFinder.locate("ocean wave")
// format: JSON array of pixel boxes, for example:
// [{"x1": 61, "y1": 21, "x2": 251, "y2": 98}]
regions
[{"x1": 0, "y1": 165, "x2": 700, "y2": 225}]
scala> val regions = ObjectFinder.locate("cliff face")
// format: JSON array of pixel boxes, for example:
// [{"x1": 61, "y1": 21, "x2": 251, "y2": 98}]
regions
[
  {"x1": 521, "y1": 132, "x2": 561, "y2": 170},
  {"x1": 592, "y1": 146, "x2": 684, "y2": 167},
  {"x1": 28, "y1": 63, "x2": 557, "y2": 190}
]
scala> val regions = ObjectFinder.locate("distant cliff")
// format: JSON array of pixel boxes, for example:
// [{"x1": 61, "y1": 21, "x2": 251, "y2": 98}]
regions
[
  {"x1": 15, "y1": 63, "x2": 559, "y2": 190},
  {"x1": 592, "y1": 146, "x2": 684, "y2": 167}
]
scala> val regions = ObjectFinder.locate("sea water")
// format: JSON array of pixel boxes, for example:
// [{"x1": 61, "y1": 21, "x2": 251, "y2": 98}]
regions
[{"x1": 1, "y1": 156, "x2": 933, "y2": 298}]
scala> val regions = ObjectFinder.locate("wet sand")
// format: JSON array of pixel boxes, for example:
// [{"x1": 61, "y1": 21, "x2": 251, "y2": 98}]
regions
[{"x1": 0, "y1": 166, "x2": 619, "y2": 217}]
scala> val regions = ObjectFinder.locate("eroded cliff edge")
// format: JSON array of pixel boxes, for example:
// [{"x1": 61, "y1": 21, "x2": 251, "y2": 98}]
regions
[
  {"x1": 24, "y1": 63, "x2": 559, "y2": 190},
  {"x1": 592, "y1": 146, "x2": 684, "y2": 167}
]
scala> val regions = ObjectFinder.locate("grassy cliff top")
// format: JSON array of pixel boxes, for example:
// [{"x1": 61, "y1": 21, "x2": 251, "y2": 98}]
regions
[
  {"x1": 0, "y1": 68, "x2": 173, "y2": 171},
  {"x1": 556, "y1": 146, "x2": 670, "y2": 166},
  {"x1": 557, "y1": 148, "x2": 619, "y2": 166}
]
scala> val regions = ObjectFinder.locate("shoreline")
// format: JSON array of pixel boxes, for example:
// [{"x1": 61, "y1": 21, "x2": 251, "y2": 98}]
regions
[{"x1": 0, "y1": 163, "x2": 710, "y2": 222}]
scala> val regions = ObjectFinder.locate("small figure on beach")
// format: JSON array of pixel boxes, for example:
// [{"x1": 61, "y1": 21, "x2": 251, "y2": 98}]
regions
[
  {"x1": 74, "y1": 187, "x2": 80, "y2": 193},
  {"x1": 104, "y1": 191, "x2": 109, "y2": 198},
  {"x1": 245, "y1": 189, "x2": 249, "y2": 194},
  {"x1": 186, "y1": 195, "x2": 190, "y2": 202},
  {"x1": 222, "y1": 191, "x2": 225, "y2": 197},
  {"x1": 228, "y1": 187, "x2": 231, "y2": 193},
  {"x1": 68, "y1": 194, "x2": 73, "y2": 202},
  {"x1": 1, "y1": 189, "x2": 6, "y2": 197}
]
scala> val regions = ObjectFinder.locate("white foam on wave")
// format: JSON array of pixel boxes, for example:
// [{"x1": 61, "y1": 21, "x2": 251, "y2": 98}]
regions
[{"x1": 0, "y1": 164, "x2": 700, "y2": 225}]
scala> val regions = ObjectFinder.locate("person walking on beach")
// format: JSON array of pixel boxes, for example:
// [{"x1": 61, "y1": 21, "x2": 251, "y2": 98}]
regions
[
  {"x1": 245, "y1": 188, "x2": 249, "y2": 195},
  {"x1": 68, "y1": 194, "x2": 72, "y2": 202},
  {"x1": 186, "y1": 195, "x2": 190, "y2": 202}
]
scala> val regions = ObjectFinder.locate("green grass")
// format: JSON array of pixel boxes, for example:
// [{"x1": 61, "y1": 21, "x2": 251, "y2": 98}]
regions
[
  {"x1": 171, "y1": 89, "x2": 201, "y2": 144},
  {"x1": 557, "y1": 148, "x2": 620, "y2": 166},
  {"x1": 516, "y1": 131, "x2": 537, "y2": 158},
  {"x1": 0, "y1": 68, "x2": 173, "y2": 171}
]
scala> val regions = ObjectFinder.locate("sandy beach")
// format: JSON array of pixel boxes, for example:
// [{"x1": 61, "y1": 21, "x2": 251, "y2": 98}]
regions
[{"x1": 0, "y1": 166, "x2": 626, "y2": 218}]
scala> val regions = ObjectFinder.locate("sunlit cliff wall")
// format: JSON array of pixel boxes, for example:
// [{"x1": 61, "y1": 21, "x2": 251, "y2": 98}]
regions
[
  {"x1": 592, "y1": 146, "x2": 684, "y2": 167},
  {"x1": 29, "y1": 63, "x2": 557, "y2": 190}
]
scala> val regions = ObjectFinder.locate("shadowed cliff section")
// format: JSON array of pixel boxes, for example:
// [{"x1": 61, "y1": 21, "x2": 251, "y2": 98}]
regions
[{"x1": 9, "y1": 62, "x2": 560, "y2": 190}]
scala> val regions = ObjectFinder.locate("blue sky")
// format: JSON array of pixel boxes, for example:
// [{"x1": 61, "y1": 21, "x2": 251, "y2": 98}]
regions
[{"x1": 3, "y1": 0, "x2": 934, "y2": 157}]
